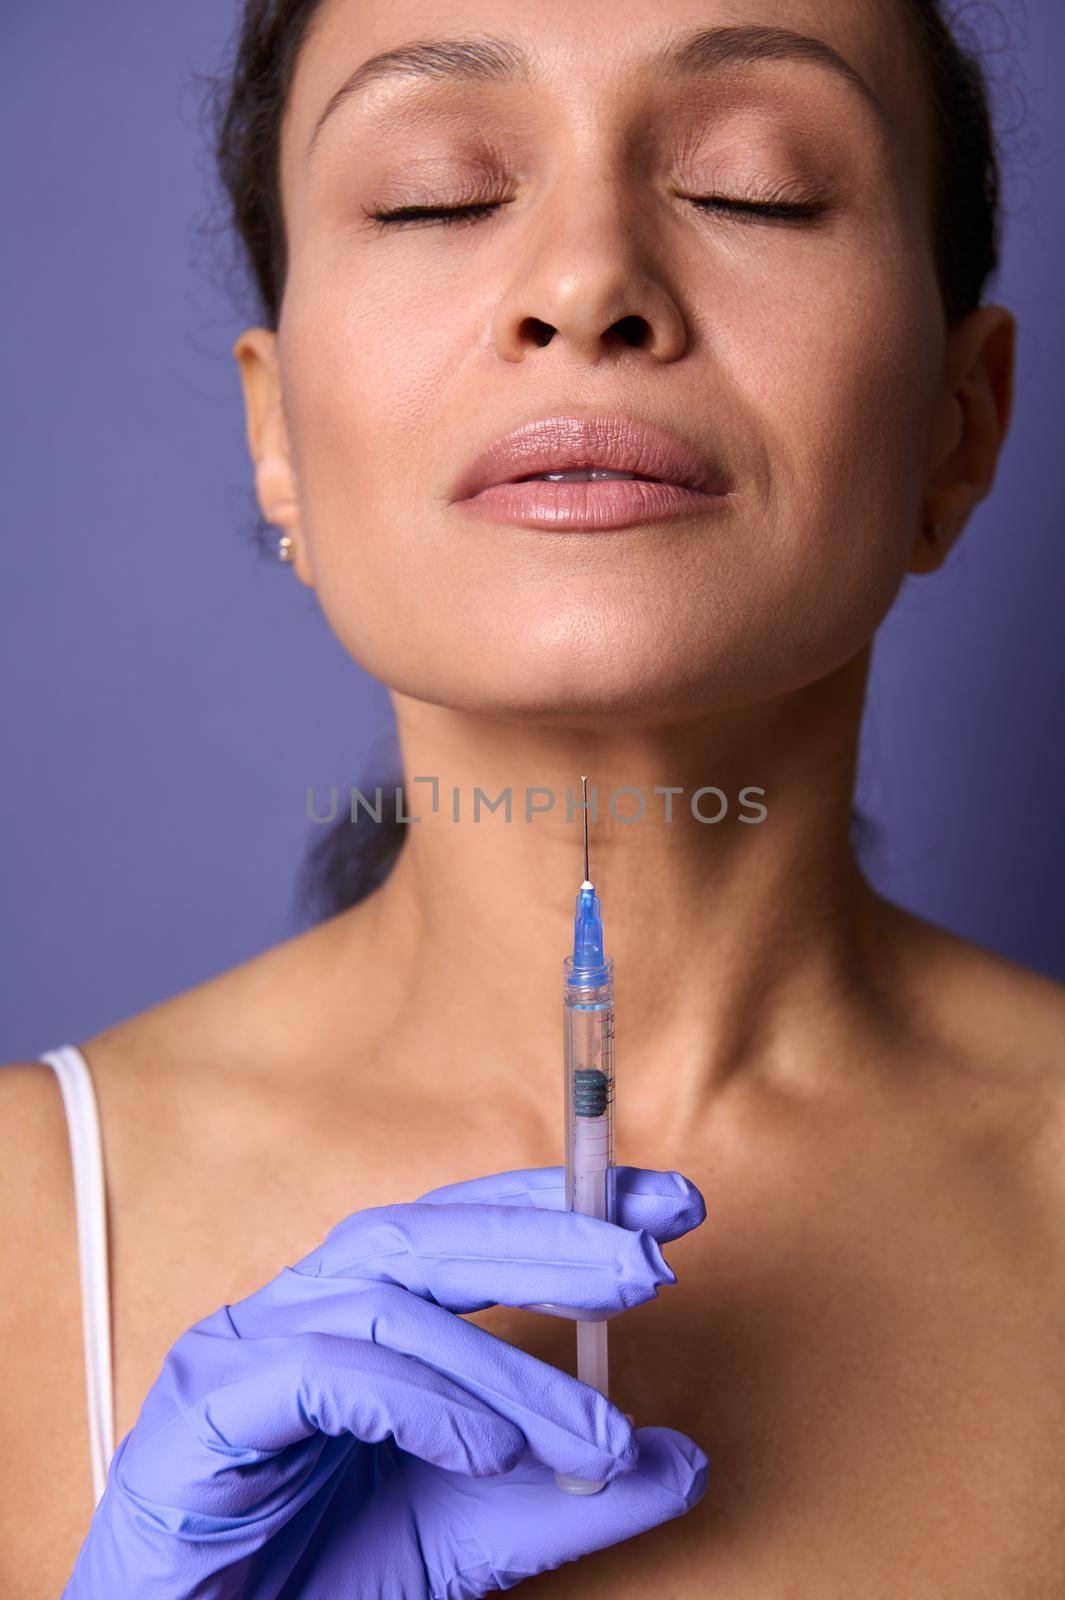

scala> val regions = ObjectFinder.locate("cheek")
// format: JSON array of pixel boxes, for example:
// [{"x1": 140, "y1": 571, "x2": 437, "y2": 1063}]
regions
[
  {"x1": 276, "y1": 248, "x2": 472, "y2": 647},
  {"x1": 709, "y1": 218, "x2": 943, "y2": 541},
  {"x1": 280, "y1": 246, "x2": 448, "y2": 494},
  {"x1": 689, "y1": 216, "x2": 944, "y2": 680}
]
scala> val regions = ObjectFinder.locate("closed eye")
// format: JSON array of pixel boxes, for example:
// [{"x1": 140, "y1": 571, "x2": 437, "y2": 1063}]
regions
[
  {"x1": 366, "y1": 201, "x2": 507, "y2": 229},
  {"x1": 688, "y1": 195, "x2": 823, "y2": 222},
  {"x1": 366, "y1": 195, "x2": 824, "y2": 231}
]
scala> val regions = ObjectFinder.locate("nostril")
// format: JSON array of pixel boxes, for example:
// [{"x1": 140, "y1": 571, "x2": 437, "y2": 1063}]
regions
[
  {"x1": 609, "y1": 314, "x2": 650, "y2": 348},
  {"x1": 521, "y1": 317, "x2": 555, "y2": 347}
]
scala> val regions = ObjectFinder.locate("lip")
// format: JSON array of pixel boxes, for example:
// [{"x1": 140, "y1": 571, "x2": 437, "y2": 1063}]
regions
[{"x1": 448, "y1": 413, "x2": 732, "y2": 531}]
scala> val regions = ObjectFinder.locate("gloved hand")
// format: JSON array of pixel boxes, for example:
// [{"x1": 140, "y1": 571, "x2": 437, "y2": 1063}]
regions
[{"x1": 63, "y1": 1163, "x2": 709, "y2": 1598}]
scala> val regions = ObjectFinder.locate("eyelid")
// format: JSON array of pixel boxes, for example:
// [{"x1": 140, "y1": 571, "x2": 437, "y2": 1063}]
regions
[
  {"x1": 690, "y1": 194, "x2": 824, "y2": 221},
  {"x1": 363, "y1": 190, "x2": 827, "y2": 232},
  {"x1": 362, "y1": 199, "x2": 510, "y2": 230},
  {"x1": 672, "y1": 171, "x2": 826, "y2": 207}
]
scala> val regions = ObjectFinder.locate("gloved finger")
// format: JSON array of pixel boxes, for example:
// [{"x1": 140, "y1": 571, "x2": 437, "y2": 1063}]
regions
[
  {"x1": 414, "y1": 1164, "x2": 707, "y2": 1246},
  {"x1": 412, "y1": 1165, "x2": 705, "y2": 1318},
  {"x1": 287, "y1": 1196, "x2": 678, "y2": 1316},
  {"x1": 117, "y1": 1330, "x2": 532, "y2": 1514},
  {"x1": 222, "y1": 1281, "x2": 641, "y2": 1476},
  {"x1": 406, "y1": 1425, "x2": 710, "y2": 1592}
]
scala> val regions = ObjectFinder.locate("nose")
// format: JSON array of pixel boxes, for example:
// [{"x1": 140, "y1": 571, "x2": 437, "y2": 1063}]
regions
[{"x1": 489, "y1": 182, "x2": 689, "y2": 366}]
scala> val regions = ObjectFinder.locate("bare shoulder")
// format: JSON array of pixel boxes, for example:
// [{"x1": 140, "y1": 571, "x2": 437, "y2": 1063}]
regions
[
  {"x1": 0, "y1": 1060, "x2": 81, "y2": 1305},
  {"x1": 81, "y1": 897, "x2": 385, "y2": 1091},
  {"x1": 873, "y1": 890, "x2": 1065, "y2": 1070},
  {"x1": 0, "y1": 906, "x2": 347, "y2": 1597},
  {"x1": 0, "y1": 909, "x2": 360, "y2": 1199},
  {"x1": 0, "y1": 1062, "x2": 89, "y2": 1594},
  {"x1": 873, "y1": 894, "x2": 1065, "y2": 1203},
  {"x1": 63, "y1": 898, "x2": 400, "y2": 1278}
]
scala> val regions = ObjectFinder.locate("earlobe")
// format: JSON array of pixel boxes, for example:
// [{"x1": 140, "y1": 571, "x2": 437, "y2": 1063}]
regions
[
  {"x1": 232, "y1": 326, "x2": 301, "y2": 540},
  {"x1": 274, "y1": 530, "x2": 314, "y2": 587},
  {"x1": 906, "y1": 518, "x2": 952, "y2": 576},
  {"x1": 291, "y1": 538, "x2": 314, "y2": 587}
]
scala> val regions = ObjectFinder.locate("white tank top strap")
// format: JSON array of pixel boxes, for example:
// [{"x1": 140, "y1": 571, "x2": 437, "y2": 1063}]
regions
[{"x1": 37, "y1": 1044, "x2": 116, "y2": 1506}]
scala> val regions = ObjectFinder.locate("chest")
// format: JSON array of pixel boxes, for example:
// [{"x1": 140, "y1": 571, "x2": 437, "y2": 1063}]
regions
[
  {"x1": 110, "y1": 1117, "x2": 1065, "y2": 1598},
  {"x1": 475, "y1": 1171, "x2": 1065, "y2": 1598}
]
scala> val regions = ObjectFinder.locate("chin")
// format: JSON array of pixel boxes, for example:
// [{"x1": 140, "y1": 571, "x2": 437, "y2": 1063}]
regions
[{"x1": 378, "y1": 634, "x2": 766, "y2": 728}]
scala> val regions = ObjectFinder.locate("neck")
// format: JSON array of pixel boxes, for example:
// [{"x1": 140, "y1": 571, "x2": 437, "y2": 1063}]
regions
[{"x1": 333, "y1": 645, "x2": 892, "y2": 1139}]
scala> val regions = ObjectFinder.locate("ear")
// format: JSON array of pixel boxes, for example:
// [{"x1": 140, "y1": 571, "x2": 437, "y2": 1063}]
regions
[
  {"x1": 908, "y1": 303, "x2": 1016, "y2": 575},
  {"x1": 232, "y1": 327, "x2": 313, "y2": 586}
]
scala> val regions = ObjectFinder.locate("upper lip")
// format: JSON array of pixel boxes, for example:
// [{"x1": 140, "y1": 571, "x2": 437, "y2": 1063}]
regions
[{"x1": 448, "y1": 414, "x2": 731, "y2": 501}]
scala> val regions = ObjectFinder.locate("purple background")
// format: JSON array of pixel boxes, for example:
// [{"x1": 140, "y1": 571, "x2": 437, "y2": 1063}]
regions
[{"x1": 2, "y1": 1, "x2": 1062, "y2": 1058}]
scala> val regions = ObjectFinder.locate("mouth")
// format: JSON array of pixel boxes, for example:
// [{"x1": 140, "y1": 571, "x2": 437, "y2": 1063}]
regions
[
  {"x1": 449, "y1": 414, "x2": 732, "y2": 500},
  {"x1": 448, "y1": 416, "x2": 732, "y2": 532},
  {"x1": 509, "y1": 467, "x2": 669, "y2": 484}
]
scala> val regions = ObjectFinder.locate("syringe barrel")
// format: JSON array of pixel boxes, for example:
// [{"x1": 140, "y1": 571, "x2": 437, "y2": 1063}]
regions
[
  {"x1": 555, "y1": 955, "x2": 617, "y2": 1496},
  {"x1": 562, "y1": 954, "x2": 616, "y2": 1232}
]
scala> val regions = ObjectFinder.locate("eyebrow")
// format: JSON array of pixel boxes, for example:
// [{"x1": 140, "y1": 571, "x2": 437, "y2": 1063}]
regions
[{"x1": 304, "y1": 24, "x2": 892, "y2": 163}]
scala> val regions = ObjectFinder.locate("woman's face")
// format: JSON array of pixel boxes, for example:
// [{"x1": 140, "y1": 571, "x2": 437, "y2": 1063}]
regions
[{"x1": 259, "y1": 0, "x2": 950, "y2": 722}]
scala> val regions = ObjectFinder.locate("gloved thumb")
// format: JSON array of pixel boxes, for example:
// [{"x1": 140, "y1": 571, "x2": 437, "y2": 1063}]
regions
[{"x1": 410, "y1": 1425, "x2": 709, "y2": 1593}]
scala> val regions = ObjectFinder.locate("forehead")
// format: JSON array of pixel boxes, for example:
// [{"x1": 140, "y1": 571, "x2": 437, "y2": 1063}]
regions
[{"x1": 280, "y1": 0, "x2": 932, "y2": 189}]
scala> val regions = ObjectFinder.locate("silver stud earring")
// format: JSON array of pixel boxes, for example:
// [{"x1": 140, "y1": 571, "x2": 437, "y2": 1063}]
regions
[{"x1": 278, "y1": 533, "x2": 294, "y2": 563}]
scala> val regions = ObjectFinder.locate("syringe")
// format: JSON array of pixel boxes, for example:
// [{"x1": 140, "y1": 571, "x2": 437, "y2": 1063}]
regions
[{"x1": 554, "y1": 776, "x2": 617, "y2": 1497}]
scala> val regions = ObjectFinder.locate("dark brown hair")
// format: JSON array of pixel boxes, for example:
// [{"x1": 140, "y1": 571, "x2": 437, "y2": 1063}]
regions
[{"x1": 202, "y1": 0, "x2": 1008, "y2": 920}]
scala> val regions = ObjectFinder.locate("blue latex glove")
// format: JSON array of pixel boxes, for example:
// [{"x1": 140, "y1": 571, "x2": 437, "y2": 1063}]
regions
[{"x1": 63, "y1": 1164, "x2": 709, "y2": 1598}]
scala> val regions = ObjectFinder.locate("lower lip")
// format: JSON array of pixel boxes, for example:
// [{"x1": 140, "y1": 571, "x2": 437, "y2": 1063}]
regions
[{"x1": 452, "y1": 477, "x2": 730, "y2": 531}]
